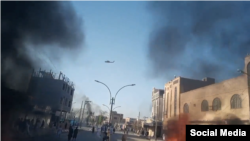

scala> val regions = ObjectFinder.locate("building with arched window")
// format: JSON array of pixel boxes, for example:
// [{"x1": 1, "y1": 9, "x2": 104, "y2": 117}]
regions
[{"x1": 163, "y1": 55, "x2": 250, "y2": 126}]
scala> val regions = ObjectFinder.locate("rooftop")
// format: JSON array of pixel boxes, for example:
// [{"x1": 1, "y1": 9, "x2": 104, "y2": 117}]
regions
[{"x1": 32, "y1": 68, "x2": 74, "y2": 89}]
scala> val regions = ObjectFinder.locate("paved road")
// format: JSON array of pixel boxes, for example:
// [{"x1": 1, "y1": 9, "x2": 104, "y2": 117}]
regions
[{"x1": 24, "y1": 127, "x2": 151, "y2": 141}]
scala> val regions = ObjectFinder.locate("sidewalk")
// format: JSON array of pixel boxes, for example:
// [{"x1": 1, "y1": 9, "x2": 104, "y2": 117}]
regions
[
  {"x1": 12, "y1": 127, "x2": 56, "y2": 141},
  {"x1": 149, "y1": 138, "x2": 164, "y2": 141}
]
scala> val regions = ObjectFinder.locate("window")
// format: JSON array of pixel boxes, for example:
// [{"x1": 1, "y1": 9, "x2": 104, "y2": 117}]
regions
[
  {"x1": 183, "y1": 103, "x2": 189, "y2": 113},
  {"x1": 212, "y1": 98, "x2": 221, "y2": 111},
  {"x1": 68, "y1": 100, "x2": 71, "y2": 107},
  {"x1": 170, "y1": 91, "x2": 172, "y2": 117},
  {"x1": 62, "y1": 84, "x2": 65, "y2": 90},
  {"x1": 247, "y1": 63, "x2": 250, "y2": 73},
  {"x1": 201, "y1": 100, "x2": 209, "y2": 111},
  {"x1": 248, "y1": 63, "x2": 250, "y2": 86},
  {"x1": 114, "y1": 117, "x2": 117, "y2": 120},
  {"x1": 68, "y1": 87, "x2": 70, "y2": 93},
  {"x1": 163, "y1": 94, "x2": 165, "y2": 115},
  {"x1": 166, "y1": 93, "x2": 169, "y2": 117},
  {"x1": 65, "y1": 99, "x2": 68, "y2": 106},
  {"x1": 174, "y1": 87, "x2": 177, "y2": 116},
  {"x1": 60, "y1": 97, "x2": 63, "y2": 104},
  {"x1": 231, "y1": 94, "x2": 242, "y2": 109},
  {"x1": 71, "y1": 89, "x2": 74, "y2": 95}
]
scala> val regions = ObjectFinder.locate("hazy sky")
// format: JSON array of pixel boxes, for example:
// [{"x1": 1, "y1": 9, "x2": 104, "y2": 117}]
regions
[{"x1": 56, "y1": 1, "x2": 165, "y2": 118}]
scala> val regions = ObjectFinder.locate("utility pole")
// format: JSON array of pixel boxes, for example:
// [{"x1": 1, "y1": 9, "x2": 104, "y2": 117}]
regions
[
  {"x1": 79, "y1": 101, "x2": 84, "y2": 127},
  {"x1": 81, "y1": 100, "x2": 91, "y2": 126},
  {"x1": 109, "y1": 97, "x2": 114, "y2": 141},
  {"x1": 81, "y1": 102, "x2": 87, "y2": 125},
  {"x1": 109, "y1": 98, "x2": 114, "y2": 126},
  {"x1": 154, "y1": 116, "x2": 158, "y2": 141},
  {"x1": 137, "y1": 112, "x2": 140, "y2": 131}
]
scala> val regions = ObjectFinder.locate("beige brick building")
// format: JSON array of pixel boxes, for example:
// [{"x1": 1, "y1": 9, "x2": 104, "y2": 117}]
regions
[
  {"x1": 110, "y1": 111, "x2": 123, "y2": 125},
  {"x1": 163, "y1": 55, "x2": 250, "y2": 125}
]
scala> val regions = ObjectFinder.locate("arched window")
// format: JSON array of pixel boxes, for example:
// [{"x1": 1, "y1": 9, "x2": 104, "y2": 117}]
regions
[
  {"x1": 212, "y1": 98, "x2": 221, "y2": 111},
  {"x1": 183, "y1": 103, "x2": 189, "y2": 113},
  {"x1": 247, "y1": 63, "x2": 250, "y2": 86},
  {"x1": 201, "y1": 100, "x2": 209, "y2": 111},
  {"x1": 174, "y1": 87, "x2": 177, "y2": 116},
  {"x1": 231, "y1": 94, "x2": 242, "y2": 109}
]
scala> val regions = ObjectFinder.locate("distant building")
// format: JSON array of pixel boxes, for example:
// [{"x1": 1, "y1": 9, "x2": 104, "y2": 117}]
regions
[
  {"x1": 124, "y1": 117, "x2": 137, "y2": 129},
  {"x1": 125, "y1": 117, "x2": 137, "y2": 123},
  {"x1": 152, "y1": 88, "x2": 164, "y2": 121},
  {"x1": 110, "y1": 111, "x2": 123, "y2": 125},
  {"x1": 27, "y1": 69, "x2": 75, "y2": 123}
]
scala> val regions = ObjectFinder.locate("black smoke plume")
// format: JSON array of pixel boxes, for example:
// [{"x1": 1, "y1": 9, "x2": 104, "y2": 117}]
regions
[
  {"x1": 1, "y1": 1, "x2": 84, "y2": 91},
  {"x1": 1, "y1": 2, "x2": 84, "y2": 140},
  {"x1": 148, "y1": 2, "x2": 250, "y2": 81}
]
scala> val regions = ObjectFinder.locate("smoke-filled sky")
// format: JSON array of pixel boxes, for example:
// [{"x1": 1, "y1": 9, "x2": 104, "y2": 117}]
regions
[
  {"x1": 1, "y1": 1, "x2": 84, "y2": 91},
  {"x1": 69, "y1": 1, "x2": 250, "y2": 118},
  {"x1": 2, "y1": 1, "x2": 250, "y2": 118},
  {"x1": 148, "y1": 1, "x2": 250, "y2": 81}
]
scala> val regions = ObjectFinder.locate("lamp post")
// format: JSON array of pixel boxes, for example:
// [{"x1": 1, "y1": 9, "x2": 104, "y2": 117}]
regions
[
  {"x1": 150, "y1": 116, "x2": 159, "y2": 141},
  {"x1": 95, "y1": 80, "x2": 135, "y2": 141},
  {"x1": 103, "y1": 104, "x2": 121, "y2": 124},
  {"x1": 237, "y1": 69, "x2": 249, "y2": 76}
]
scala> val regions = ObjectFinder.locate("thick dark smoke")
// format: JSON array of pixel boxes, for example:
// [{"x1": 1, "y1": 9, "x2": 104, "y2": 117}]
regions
[
  {"x1": 2, "y1": 2, "x2": 84, "y2": 140},
  {"x1": 148, "y1": 2, "x2": 250, "y2": 81},
  {"x1": 1, "y1": 1, "x2": 84, "y2": 91}
]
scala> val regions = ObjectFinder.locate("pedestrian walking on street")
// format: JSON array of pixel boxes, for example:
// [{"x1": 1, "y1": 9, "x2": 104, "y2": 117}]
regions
[
  {"x1": 72, "y1": 127, "x2": 78, "y2": 141},
  {"x1": 68, "y1": 126, "x2": 73, "y2": 141},
  {"x1": 103, "y1": 132, "x2": 109, "y2": 141},
  {"x1": 65, "y1": 122, "x2": 68, "y2": 130},
  {"x1": 41, "y1": 120, "x2": 45, "y2": 128},
  {"x1": 92, "y1": 126, "x2": 95, "y2": 133},
  {"x1": 26, "y1": 120, "x2": 31, "y2": 137},
  {"x1": 121, "y1": 133, "x2": 127, "y2": 141},
  {"x1": 57, "y1": 126, "x2": 62, "y2": 138}
]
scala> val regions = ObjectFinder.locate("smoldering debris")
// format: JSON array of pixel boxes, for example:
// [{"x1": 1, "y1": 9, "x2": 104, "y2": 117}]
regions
[
  {"x1": 148, "y1": 1, "x2": 250, "y2": 81},
  {"x1": 1, "y1": 1, "x2": 84, "y2": 91}
]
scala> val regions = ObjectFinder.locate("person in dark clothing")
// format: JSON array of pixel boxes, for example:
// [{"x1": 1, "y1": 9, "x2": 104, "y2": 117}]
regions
[
  {"x1": 41, "y1": 120, "x2": 45, "y2": 128},
  {"x1": 72, "y1": 127, "x2": 78, "y2": 141},
  {"x1": 113, "y1": 128, "x2": 115, "y2": 133},
  {"x1": 103, "y1": 132, "x2": 109, "y2": 141},
  {"x1": 68, "y1": 126, "x2": 73, "y2": 141},
  {"x1": 92, "y1": 126, "x2": 95, "y2": 133},
  {"x1": 65, "y1": 122, "x2": 68, "y2": 129}
]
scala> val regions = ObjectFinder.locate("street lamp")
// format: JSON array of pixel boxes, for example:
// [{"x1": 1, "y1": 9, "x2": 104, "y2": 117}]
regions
[
  {"x1": 113, "y1": 106, "x2": 121, "y2": 110},
  {"x1": 103, "y1": 104, "x2": 121, "y2": 124},
  {"x1": 95, "y1": 80, "x2": 135, "y2": 141},
  {"x1": 95, "y1": 80, "x2": 112, "y2": 104},
  {"x1": 114, "y1": 84, "x2": 136, "y2": 104},
  {"x1": 237, "y1": 69, "x2": 249, "y2": 76}
]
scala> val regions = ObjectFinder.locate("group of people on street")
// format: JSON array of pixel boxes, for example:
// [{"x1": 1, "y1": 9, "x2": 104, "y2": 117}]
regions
[
  {"x1": 68, "y1": 126, "x2": 78, "y2": 141},
  {"x1": 15, "y1": 117, "x2": 45, "y2": 137},
  {"x1": 56, "y1": 123, "x2": 79, "y2": 141}
]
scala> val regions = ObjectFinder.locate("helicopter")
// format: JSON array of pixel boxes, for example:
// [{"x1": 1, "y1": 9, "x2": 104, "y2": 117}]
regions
[{"x1": 105, "y1": 60, "x2": 115, "y2": 63}]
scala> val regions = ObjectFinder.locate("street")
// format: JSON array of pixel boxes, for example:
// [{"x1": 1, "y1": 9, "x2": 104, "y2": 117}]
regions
[{"x1": 41, "y1": 127, "x2": 150, "y2": 141}]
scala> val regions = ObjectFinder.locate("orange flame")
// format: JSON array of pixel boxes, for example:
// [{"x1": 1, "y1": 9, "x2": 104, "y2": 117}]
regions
[{"x1": 165, "y1": 114, "x2": 189, "y2": 141}]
